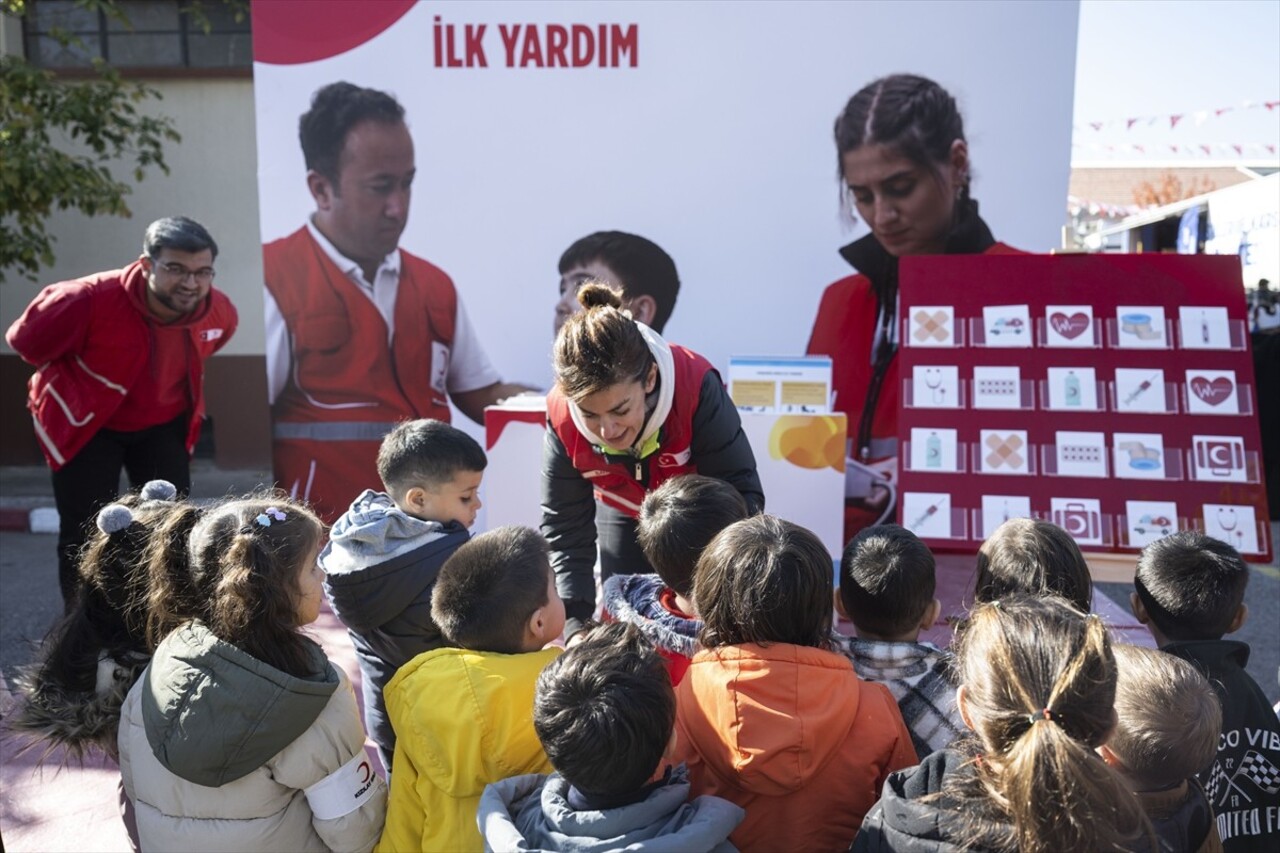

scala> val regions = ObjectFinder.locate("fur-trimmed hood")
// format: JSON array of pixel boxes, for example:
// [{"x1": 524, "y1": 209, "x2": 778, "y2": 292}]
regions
[
  {"x1": 601, "y1": 573, "x2": 699, "y2": 659},
  {"x1": 9, "y1": 649, "x2": 149, "y2": 762}
]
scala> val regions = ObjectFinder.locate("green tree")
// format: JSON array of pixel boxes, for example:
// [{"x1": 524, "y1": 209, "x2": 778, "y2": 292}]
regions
[{"x1": 0, "y1": 0, "x2": 242, "y2": 282}]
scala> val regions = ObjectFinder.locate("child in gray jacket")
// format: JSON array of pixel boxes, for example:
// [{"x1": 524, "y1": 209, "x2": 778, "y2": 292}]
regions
[
  {"x1": 321, "y1": 418, "x2": 486, "y2": 770},
  {"x1": 478, "y1": 623, "x2": 744, "y2": 852}
]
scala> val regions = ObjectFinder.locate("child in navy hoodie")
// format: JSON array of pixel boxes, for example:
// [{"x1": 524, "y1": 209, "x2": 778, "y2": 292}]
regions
[
  {"x1": 321, "y1": 418, "x2": 486, "y2": 770},
  {"x1": 601, "y1": 475, "x2": 747, "y2": 684}
]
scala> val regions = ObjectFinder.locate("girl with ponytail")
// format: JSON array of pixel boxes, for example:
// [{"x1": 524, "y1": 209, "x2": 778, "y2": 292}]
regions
[
  {"x1": 855, "y1": 594, "x2": 1154, "y2": 852},
  {"x1": 806, "y1": 73, "x2": 1026, "y2": 540},
  {"x1": 118, "y1": 495, "x2": 386, "y2": 852},
  {"x1": 543, "y1": 282, "x2": 764, "y2": 639}
]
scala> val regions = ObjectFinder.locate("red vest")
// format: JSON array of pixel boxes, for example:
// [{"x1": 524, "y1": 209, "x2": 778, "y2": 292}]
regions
[
  {"x1": 547, "y1": 344, "x2": 711, "y2": 517},
  {"x1": 263, "y1": 227, "x2": 457, "y2": 521},
  {"x1": 264, "y1": 226, "x2": 456, "y2": 425},
  {"x1": 807, "y1": 242, "x2": 1025, "y2": 457}
]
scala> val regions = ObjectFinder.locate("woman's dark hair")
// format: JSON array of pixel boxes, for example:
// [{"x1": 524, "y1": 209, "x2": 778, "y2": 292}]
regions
[
  {"x1": 552, "y1": 282, "x2": 654, "y2": 401},
  {"x1": 975, "y1": 518, "x2": 1093, "y2": 613},
  {"x1": 147, "y1": 495, "x2": 324, "y2": 679},
  {"x1": 695, "y1": 515, "x2": 833, "y2": 649},
  {"x1": 949, "y1": 595, "x2": 1152, "y2": 852},
  {"x1": 834, "y1": 73, "x2": 969, "y2": 209}
]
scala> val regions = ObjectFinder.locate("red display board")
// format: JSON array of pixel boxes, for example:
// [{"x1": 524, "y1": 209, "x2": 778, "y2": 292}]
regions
[{"x1": 896, "y1": 253, "x2": 1271, "y2": 562}]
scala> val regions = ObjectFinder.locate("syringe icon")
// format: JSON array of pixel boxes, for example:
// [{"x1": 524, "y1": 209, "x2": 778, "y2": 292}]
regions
[
  {"x1": 909, "y1": 496, "x2": 949, "y2": 531},
  {"x1": 1123, "y1": 372, "x2": 1162, "y2": 406}
]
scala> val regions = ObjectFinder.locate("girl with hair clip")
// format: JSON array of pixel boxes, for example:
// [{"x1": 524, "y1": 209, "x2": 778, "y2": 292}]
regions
[
  {"x1": 10, "y1": 480, "x2": 180, "y2": 762},
  {"x1": 806, "y1": 74, "x2": 1025, "y2": 540},
  {"x1": 543, "y1": 283, "x2": 764, "y2": 639},
  {"x1": 855, "y1": 595, "x2": 1154, "y2": 853},
  {"x1": 117, "y1": 495, "x2": 386, "y2": 853}
]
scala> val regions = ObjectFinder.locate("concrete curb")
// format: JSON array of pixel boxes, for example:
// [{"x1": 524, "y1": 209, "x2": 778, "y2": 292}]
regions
[{"x1": 0, "y1": 507, "x2": 55, "y2": 534}]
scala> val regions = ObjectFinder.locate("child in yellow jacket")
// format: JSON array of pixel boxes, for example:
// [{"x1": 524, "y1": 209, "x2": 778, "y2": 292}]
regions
[{"x1": 376, "y1": 526, "x2": 565, "y2": 852}]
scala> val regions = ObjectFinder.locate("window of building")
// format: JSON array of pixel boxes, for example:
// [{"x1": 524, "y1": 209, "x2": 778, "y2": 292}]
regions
[{"x1": 23, "y1": 0, "x2": 251, "y2": 71}]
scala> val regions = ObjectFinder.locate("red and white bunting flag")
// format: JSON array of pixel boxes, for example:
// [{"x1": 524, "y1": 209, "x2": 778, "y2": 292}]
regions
[
  {"x1": 1200, "y1": 144, "x2": 1213, "y2": 155},
  {"x1": 1232, "y1": 144, "x2": 1244, "y2": 156},
  {"x1": 1126, "y1": 118, "x2": 1139, "y2": 130},
  {"x1": 1170, "y1": 114, "x2": 1184, "y2": 128}
]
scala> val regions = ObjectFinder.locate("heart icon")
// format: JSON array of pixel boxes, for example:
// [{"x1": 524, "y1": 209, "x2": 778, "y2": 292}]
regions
[
  {"x1": 1189, "y1": 375, "x2": 1233, "y2": 406},
  {"x1": 1049, "y1": 312, "x2": 1090, "y2": 339}
]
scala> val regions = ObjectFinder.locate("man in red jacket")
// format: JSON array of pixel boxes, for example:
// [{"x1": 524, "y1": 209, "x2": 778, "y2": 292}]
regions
[
  {"x1": 263, "y1": 82, "x2": 531, "y2": 522},
  {"x1": 6, "y1": 217, "x2": 238, "y2": 609}
]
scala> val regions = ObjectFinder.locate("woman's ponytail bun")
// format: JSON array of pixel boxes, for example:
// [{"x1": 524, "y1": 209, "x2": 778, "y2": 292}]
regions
[{"x1": 577, "y1": 281, "x2": 624, "y2": 311}]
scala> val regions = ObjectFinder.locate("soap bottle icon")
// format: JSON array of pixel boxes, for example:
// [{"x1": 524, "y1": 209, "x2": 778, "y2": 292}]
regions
[
  {"x1": 926, "y1": 431, "x2": 942, "y2": 468},
  {"x1": 1065, "y1": 370, "x2": 1081, "y2": 407}
]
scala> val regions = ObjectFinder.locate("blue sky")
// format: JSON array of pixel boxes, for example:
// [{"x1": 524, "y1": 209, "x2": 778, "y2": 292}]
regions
[{"x1": 1073, "y1": 0, "x2": 1279, "y2": 164}]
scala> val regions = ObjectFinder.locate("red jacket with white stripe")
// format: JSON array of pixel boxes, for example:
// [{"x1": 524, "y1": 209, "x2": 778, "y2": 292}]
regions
[{"x1": 5, "y1": 261, "x2": 237, "y2": 469}]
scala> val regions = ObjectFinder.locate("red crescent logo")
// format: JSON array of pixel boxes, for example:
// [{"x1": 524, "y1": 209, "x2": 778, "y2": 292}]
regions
[
  {"x1": 252, "y1": 1, "x2": 416, "y2": 65},
  {"x1": 358, "y1": 760, "x2": 372, "y2": 784}
]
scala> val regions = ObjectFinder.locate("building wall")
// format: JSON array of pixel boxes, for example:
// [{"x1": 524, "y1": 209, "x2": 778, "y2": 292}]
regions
[{"x1": 1, "y1": 12, "x2": 270, "y2": 467}]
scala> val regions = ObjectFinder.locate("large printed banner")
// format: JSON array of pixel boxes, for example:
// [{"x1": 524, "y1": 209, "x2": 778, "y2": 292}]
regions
[{"x1": 250, "y1": 0, "x2": 1079, "y2": 519}]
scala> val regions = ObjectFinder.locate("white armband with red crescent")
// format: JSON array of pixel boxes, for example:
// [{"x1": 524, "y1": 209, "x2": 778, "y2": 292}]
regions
[{"x1": 303, "y1": 752, "x2": 379, "y2": 820}]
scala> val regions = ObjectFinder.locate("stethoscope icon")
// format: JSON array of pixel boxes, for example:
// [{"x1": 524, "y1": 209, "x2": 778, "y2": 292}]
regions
[
  {"x1": 923, "y1": 368, "x2": 946, "y2": 404},
  {"x1": 1216, "y1": 507, "x2": 1245, "y2": 549}
]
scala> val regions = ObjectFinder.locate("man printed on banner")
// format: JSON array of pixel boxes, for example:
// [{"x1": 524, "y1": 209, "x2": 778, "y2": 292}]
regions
[{"x1": 263, "y1": 82, "x2": 533, "y2": 522}]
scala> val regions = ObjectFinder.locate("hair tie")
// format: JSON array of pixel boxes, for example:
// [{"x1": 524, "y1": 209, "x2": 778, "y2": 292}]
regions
[
  {"x1": 139, "y1": 479, "x2": 177, "y2": 502},
  {"x1": 1027, "y1": 707, "x2": 1057, "y2": 726},
  {"x1": 96, "y1": 504, "x2": 135, "y2": 535}
]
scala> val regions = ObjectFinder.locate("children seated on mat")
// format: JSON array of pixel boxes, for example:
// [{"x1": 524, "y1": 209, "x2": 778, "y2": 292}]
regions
[
  {"x1": 855, "y1": 595, "x2": 1151, "y2": 853},
  {"x1": 601, "y1": 474, "x2": 748, "y2": 684},
  {"x1": 377, "y1": 526, "x2": 564, "y2": 853},
  {"x1": 1133, "y1": 530, "x2": 1280, "y2": 853},
  {"x1": 974, "y1": 516, "x2": 1093, "y2": 612},
  {"x1": 836, "y1": 524, "x2": 965, "y2": 758},
  {"x1": 1103, "y1": 643, "x2": 1224, "y2": 853},
  {"x1": 118, "y1": 496, "x2": 386, "y2": 852},
  {"x1": 673, "y1": 515, "x2": 916, "y2": 852},
  {"x1": 478, "y1": 622, "x2": 745, "y2": 852},
  {"x1": 322, "y1": 418, "x2": 486, "y2": 770}
]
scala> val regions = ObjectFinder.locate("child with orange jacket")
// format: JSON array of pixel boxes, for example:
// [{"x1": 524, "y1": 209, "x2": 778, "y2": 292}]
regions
[{"x1": 672, "y1": 515, "x2": 917, "y2": 852}]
